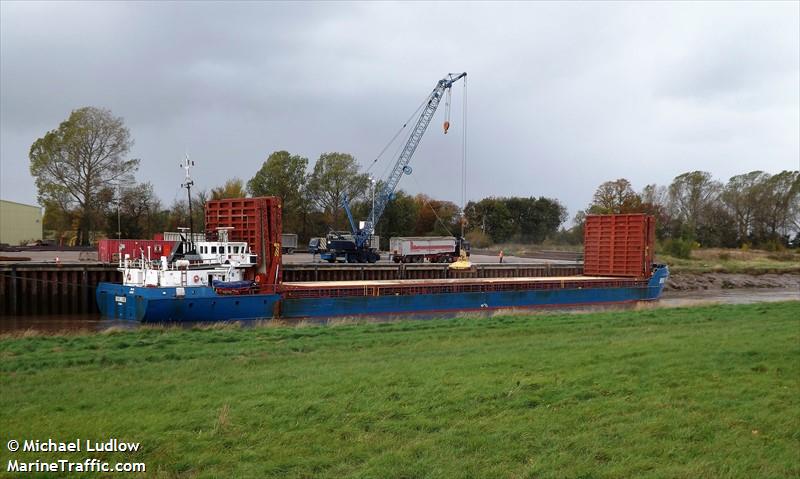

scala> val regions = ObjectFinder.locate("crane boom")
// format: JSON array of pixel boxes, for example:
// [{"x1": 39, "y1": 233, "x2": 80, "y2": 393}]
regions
[{"x1": 354, "y1": 72, "x2": 466, "y2": 248}]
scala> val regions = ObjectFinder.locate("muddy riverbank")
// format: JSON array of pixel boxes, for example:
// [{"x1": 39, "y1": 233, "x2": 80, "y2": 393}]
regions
[{"x1": 666, "y1": 272, "x2": 800, "y2": 291}]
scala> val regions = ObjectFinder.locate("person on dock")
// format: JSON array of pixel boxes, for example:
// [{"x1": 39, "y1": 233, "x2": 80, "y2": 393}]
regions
[{"x1": 499, "y1": 250, "x2": 504, "y2": 263}]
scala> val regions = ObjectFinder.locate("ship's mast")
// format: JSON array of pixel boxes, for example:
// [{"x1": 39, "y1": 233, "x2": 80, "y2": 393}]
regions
[{"x1": 181, "y1": 155, "x2": 196, "y2": 254}]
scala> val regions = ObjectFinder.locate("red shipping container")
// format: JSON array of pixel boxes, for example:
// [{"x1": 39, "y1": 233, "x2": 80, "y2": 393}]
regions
[
  {"x1": 97, "y1": 239, "x2": 177, "y2": 263},
  {"x1": 583, "y1": 214, "x2": 655, "y2": 278}
]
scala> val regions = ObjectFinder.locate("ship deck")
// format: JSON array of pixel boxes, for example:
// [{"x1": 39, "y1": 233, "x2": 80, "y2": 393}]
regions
[
  {"x1": 283, "y1": 275, "x2": 614, "y2": 288},
  {"x1": 280, "y1": 275, "x2": 648, "y2": 299}
]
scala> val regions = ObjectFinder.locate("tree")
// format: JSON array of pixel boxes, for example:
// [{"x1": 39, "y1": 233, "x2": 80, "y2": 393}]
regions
[
  {"x1": 567, "y1": 210, "x2": 588, "y2": 245},
  {"x1": 166, "y1": 189, "x2": 207, "y2": 233},
  {"x1": 721, "y1": 171, "x2": 770, "y2": 244},
  {"x1": 210, "y1": 178, "x2": 247, "y2": 200},
  {"x1": 413, "y1": 194, "x2": 461, "y2": 236},
  {"x1": 247, "y1": 151, "x2": 309, "y2": 234},
  {"x1": 640, "y1": 184, "x2": 671, "y2": 239},
  {"x1": 752, "y1": 170, "x2": 800, "y2": 245},
  {"x1": 103, "y1": 182, "x2": 164, "y2": 239},
  {"x1": 668, "y1": 171, "x2": 721, "y2": 242},
  {"x1": 465, "y1": 198, "x2": 515, "y2": 243},
  {"x1": 697, "y1": 202, "x2": 738, "y2": 248},
  {"x1": 29, "y1": 107, "x2": 138, "y2": 245},
  {"x1": 306, "y1": 152, "x2": 370, "y2": 230},
  {"x1": 42, "y1": 198, "x2": 78, "y2": 245},
  {"x1": 505, "y1": 196, "x2": 567, "y2": 243},
  {"x1": 374, "y1": 190, "x2": 419, "y2": 249},
  {"x1": 589, "y1": 178, "x2": 641, "y2": 214}
]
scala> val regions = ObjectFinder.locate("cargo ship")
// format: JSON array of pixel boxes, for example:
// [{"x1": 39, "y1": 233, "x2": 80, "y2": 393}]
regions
[{"x1": 95, "y1": 197, "x2": 668, "y2": 322}]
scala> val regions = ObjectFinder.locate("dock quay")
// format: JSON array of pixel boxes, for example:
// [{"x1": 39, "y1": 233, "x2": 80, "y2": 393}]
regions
[{"x1": 1, "y1": 262, "x2": 583, "y2": 316}]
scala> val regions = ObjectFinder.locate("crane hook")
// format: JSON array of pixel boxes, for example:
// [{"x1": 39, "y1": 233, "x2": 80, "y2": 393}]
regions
[{"x1": 443, "y1": 88, "x2": 452, "y2": 134}]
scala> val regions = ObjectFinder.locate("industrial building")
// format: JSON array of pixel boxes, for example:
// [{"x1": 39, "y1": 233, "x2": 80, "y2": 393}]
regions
[{"x1": 0, "y1": 199, "x2": 43, "y2": 245}]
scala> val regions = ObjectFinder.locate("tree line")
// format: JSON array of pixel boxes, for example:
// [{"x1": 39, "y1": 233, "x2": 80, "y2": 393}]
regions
[
  {"x1": 30, "y1": 107, "x2": 570, "y2": 247},
  {"x1": 29, "y1": 107, "x2": 798, "y2": 250},
  {"x1": 571, "y1": 171, "x2": 800, "y2": 250}
]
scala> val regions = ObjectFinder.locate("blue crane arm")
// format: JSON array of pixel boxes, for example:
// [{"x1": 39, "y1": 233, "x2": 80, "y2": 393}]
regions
[
  {"x1": 356, "y1": 72, "x2": 467, "y2": 248},
  {"x1": 342, "y1": 193, "x2": 358, "y2": 235}
]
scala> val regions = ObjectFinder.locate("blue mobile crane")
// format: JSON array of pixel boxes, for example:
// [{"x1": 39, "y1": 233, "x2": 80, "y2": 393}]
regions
[{"x1": 319, "y1": 72, "x2": 467, "y2": 263}]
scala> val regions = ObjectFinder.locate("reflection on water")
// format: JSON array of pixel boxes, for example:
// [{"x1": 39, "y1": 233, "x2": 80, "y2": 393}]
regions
[{"x1": 1, "y1": 288, "x2": 798, "y2": 334}]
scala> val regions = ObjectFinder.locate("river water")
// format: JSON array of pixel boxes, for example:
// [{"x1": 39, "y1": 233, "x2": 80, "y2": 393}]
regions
[{"x1": 1, "y1": 288, "x2": 798, "y2": 334}]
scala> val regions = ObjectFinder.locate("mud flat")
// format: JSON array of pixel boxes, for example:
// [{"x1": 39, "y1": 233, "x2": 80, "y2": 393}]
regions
[{"x1": 667, "y1": 272, "x2": 800, "y2": 291}]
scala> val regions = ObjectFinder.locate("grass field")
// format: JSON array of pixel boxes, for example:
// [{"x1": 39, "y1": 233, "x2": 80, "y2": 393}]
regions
[{"x1": 1, "y1": 302, "x2": 799, "y2": 478}]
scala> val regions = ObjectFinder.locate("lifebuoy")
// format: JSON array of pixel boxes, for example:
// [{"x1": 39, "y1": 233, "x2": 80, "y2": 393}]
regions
[
  {"x1": 193, "y1": 275, "x2": 200, "y2": 283},
  {"x1": 154, "y1": 244, "x2": 162, "y2": 253},
  {"x1": 254, "y1": 273, "x2": 265, "y2": 284}
]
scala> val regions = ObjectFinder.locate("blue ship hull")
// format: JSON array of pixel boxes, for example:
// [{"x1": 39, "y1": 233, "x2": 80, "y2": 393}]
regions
[
  {"x1": 96, "y1": 267, "x2": 668, "y2": 322},
  {"x1": 96, "y1": 284, "x2": 281, "y2": 322}
]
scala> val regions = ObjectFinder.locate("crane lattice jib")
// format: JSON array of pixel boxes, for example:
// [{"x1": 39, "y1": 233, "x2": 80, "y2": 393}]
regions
[{"x1": 357, "y1": 72, "x2": 466, "y2": 248}]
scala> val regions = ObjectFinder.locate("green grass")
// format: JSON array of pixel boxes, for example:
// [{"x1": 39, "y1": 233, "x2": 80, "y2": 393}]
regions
[{"x1": 2, "y1": 303, "x2": 799, "y2": 478}]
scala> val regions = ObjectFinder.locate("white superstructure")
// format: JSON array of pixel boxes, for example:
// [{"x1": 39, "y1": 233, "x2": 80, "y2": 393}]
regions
[{"x1": 119, "y1": 228, "x2": 257, "y2": 288}]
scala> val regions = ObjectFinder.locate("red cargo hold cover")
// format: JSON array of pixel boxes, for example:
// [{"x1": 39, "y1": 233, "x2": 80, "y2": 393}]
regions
[
  {"x1": 205, "y1": 197, "x2": 282, "y2": 285},
  {"x1": 583, "y1": 214, "x2": 655, "y2": 278}
]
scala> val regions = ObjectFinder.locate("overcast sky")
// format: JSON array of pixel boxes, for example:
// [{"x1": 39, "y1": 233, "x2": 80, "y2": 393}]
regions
[{"x1": 1, "y1": 1, "x2": 798, "y2": 221}]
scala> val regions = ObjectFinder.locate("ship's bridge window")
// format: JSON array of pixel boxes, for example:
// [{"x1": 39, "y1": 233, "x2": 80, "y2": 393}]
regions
[
  {"x1": 220, "y1": 246, "x2": 226, "y2": 254},
  {"x1": 211, "y1": 246, "x2": 217, "y2": 254},
  {"x1": 233, "y1": 246, "x2": 239, "y2": 253}
]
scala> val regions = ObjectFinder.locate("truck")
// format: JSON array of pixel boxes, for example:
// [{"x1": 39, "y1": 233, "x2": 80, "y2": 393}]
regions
[
  {"x1": 389, "y1": 236, "x2": 470, "y2": 263},
  {"x1": 281, "y1": 233, "x2": 298, "y2": 254},
  {"x1": 310, "y1": 232, "x2": 380, "y2": 263}
]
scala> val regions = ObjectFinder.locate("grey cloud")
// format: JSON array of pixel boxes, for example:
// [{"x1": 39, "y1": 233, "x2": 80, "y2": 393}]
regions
[{"x1": 1, "y1": 1, "x2": 798, "y2": 220}]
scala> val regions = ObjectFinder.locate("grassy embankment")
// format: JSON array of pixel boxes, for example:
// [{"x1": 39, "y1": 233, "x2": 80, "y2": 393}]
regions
[
  {"x1": 1, "y1": 302, "x2": 799, "y2": 478},
  {"x1": 656, "y1": 248, "x2": 800, "y2": 274}
]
